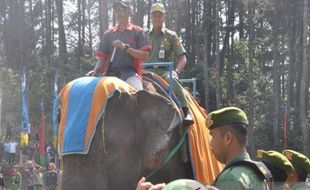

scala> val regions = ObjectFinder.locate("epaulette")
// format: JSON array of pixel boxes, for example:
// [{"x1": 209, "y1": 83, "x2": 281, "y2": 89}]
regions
[
  {"x1": 164, "y1": 28, "x2": 177, "y2": 36},
  {"x1": 229, "y1": 160, "x2": 273, "y2": 180}
]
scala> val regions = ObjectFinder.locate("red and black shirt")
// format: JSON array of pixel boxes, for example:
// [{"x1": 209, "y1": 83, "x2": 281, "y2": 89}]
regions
[{"x1": 96, "y1": 22, "x2": 151, "y2": 80}]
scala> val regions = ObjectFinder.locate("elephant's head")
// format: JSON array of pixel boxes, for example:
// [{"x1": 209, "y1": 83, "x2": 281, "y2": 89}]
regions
[{"x1": 61, "y1": 80, "x2": 186, "y2": 190}]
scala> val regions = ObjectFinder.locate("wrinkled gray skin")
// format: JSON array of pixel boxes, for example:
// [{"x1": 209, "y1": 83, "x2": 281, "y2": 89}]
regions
[{"x1": 60, "y1": 80, "x2": 192, "y2": 190}]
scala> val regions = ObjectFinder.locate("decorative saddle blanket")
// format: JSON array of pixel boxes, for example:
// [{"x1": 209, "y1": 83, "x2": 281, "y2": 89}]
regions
[{"x1": 58, "y1": 76, "x2": 135, "y2": 155}]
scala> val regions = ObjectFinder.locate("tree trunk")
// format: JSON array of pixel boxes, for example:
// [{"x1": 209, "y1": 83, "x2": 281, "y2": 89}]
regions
[
  {"x1": 224, "y1": 0, "x2": 235, "y2": 103},
  {"x1": 132, "y1": 0, "x2": 145, "y2": 26},
  {"x1": 272, "y1": 0, "x2": 280, "y2": 149},
  {"x1": 82, "y1": 0, "x2": 86, "y2": 48},
  {"x1": 99, "y1": 0, "x2": 109, "y2": 39},
  {"x1": 238, "y1": 0, "x2": 245, "y2": 39},
  {"x1": 46, "y1": 0, "x2": 52, "y2": 66},
  {"x1": 55, "y1": 0, "x2": 68, "y2": 86},
  {"x1": 214, "y1": 0, "x2": 221, "y2": 109},
  {"x1": 286, "y1": 0, "x2": 298, "y2": 138},
  {"x1": 77, "y1": 0, "x2": 82, "y2": 69},
  {"x1": 0, "y1": 79, "x2": 2, "y2": 137},
  {"x1": 286, "y1": 3, "x2": 296, "y2": 140},
  {"x1": 247, "y1": 0, "x2": 255, "y2": 157},
  {"x1": 185, "y1": 0, "x2": 192, "y2": 63},
  {"x1": 203, "y1": 0, "x2": 212, "y2": 110},
  {"x1": 88, "y1": 0, "x2": 93, "y2": 56},
  {"x1": 299, "y1": 0, "x2": 309, "y2": 155}
]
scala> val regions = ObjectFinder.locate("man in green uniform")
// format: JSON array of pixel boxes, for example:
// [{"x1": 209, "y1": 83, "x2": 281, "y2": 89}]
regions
[
  {"x1": 207, "y1": 107, "x2": 270, "y2": 190},
  {"x1": 283, "y1": 149, "x2": 310, "y2": 190},
  {"x1": 10, "y1": 164, "x2": 22, "y2": 190},
  {"x1": 256, "y1": 150, "x2": 294, "y2": 190},
  {"x1": 146, "y1": 3, "x2": 193, "y2": 125}
]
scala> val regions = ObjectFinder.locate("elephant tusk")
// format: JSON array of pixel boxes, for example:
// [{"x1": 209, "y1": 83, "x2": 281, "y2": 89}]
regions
[{"x1": 167, "y1": 112, "x2": 181, "y2": 132}]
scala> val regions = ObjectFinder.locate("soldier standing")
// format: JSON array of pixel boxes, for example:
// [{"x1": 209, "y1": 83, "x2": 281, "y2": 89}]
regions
[{"x1": 207, "y1": 107, "x2": 271, "y2": 190}]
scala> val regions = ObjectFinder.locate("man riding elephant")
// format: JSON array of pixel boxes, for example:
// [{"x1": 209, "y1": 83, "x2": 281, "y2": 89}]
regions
[{"x1": 87, "y1": 0, "x2": 151, "y2": 91}]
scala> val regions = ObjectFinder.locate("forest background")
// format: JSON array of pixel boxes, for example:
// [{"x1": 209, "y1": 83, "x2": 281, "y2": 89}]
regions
[{"x1": 0, "y1": 0, "x2": 309, "y2": 157}]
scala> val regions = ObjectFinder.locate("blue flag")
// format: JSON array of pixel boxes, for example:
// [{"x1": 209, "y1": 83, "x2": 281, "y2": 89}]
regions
[
  {"x1": 52, "y1": 72, "x2": 59, "y2": 144},
  {"x1": 21, "y1": 67, "x2": 29, "y2": 133}
]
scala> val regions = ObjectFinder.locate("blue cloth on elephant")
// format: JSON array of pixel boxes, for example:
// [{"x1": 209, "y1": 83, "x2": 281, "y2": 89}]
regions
[{"x1": 58, "y1": 76, "x2": 135, "y2": 155}]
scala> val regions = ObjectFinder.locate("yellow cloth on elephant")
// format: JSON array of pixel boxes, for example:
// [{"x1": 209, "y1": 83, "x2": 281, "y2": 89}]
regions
[
  {"x1": 58, "y1": 77, "x2": 135, "y2": 155},
  {"x1": 184, "y1": 89, "x2": 224, "y2": 184}
]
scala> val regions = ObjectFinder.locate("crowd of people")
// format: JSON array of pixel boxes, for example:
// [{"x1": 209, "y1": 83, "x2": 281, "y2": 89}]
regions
[{"x1": 0, "y1": 138, "x2": 59, "y2": 190}]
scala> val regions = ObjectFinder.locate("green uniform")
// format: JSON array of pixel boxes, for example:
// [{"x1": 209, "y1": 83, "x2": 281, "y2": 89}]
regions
[
  {"x1": 146, "y1": 27, "x2": 188, "y2": 108},
  {"x1": 10, "y1": 172, "x2": 22, "y2": 190},
  {"x1": 291, "y1": 182, "x2": 308, "y2": 190},
  {"x1": 283, "y1": 149, "x2": 310, "y2": 190},
  {"x1": 147, "y1": 27, "x2": 186, "y2": 63},
  {"x1": 214, "y1": 153, "x2": 268, "y2": 190}
]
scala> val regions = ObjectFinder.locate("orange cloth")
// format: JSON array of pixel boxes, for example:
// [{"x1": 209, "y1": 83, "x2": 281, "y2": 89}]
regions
[
  {"x1": 185, "y1": 90, "x2": 224, "y2": 184},
  {"x1": 58, "y1": 77, "x2": 135, "y2": 155}
]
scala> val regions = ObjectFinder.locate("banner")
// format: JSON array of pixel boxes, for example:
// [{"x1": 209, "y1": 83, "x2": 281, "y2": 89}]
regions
[
  {"x1": 21, "y1": 67, "x2": 29, "y2": 133},
  {"x1": 20, "y1": 132, "x2": 29, "y2": 145},
  {"x1": 52, "y1": 72, "x2": 59, "y2": 147},
  {"x1": 39, "y1": 99, "x2": 46, "y2": 165}
]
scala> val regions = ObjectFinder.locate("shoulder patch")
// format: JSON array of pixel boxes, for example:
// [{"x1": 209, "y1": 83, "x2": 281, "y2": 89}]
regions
[
  {"x1": 230, "y1": 160, "x2": 273, "y2": 180},
  {"x1": 175, "y1": 38, "x2": 181, "y2": 46},
  {"x1": 165, "y1": 28, "x2": 176, "y2": 36}
]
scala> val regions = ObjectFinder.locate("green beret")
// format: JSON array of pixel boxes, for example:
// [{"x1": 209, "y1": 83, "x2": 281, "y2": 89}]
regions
[
  {"x1": 283, "y1": 149, "x2": 310, "y2": 173},
  {"x1": 163, "y1": 179, "x2": 207, "y2": 190},
  {"x1": 207, "y1": 107, "x2": 249, "y2": 130},
  {"x1": 150, "y1": 3, "x2": 166, "y2": 14},
  {"x1": 257, "y1": 150, "x2": 294, "y2": 173}
]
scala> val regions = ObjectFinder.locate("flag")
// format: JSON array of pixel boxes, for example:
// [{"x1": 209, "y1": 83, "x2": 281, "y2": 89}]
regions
[
  {"x1": 52, "y1": 72, "x2": 59, "y2": 147},
  {"x1": 20, "y1": 132, "x2": 29, "y2": 145},
  {"x1": 21, "y1": 67, "x2": 29, "y2": 133},
  {"x1": 283, "y1": 104, "x2": 288, "y2": 149},
  {"x1": 39, "y1": 99, "x2": 46, "y2": 165}
]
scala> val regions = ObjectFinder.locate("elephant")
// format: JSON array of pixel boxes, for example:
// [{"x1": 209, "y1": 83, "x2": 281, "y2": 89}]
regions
[{"x1": 59, "y1": 76, "x2": 193, "y2": 190}]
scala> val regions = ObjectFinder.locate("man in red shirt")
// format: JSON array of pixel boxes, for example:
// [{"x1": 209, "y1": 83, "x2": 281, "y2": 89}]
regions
[{"x1": 87, "y1": 0, "x2": 151, "y2": 90}]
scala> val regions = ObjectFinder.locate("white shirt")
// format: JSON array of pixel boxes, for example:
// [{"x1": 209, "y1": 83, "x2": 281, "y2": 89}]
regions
[{"x1": 9, "y1": 142, "x2": 17, "y2": 153}]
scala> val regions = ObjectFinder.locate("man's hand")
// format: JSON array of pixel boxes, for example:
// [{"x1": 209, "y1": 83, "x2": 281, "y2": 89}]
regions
[
  {"x1": 172, "y1": 70, "x2": 178, "y2": 79},
  {"x1": 86, "y1": 70, "x2": 96, "y2": 76},
  {"x1": 112, "y1": 39, "x2": 125, "y2": 49},
  {"x1": 136, "y1": 177, "x2": 153, "y2": 190},
  {"x1": 136, "y1": 177, "x2": 165, "y2": 190},
  {"x1": 206, "y1": 185, "x2": 220, "y2": 190},
  {"x1": 149, "y1": 183, "x2": 165, "y2": 190}
]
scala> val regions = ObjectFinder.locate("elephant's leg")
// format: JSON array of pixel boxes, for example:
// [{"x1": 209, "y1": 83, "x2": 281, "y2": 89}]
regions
[{"x1": 61, "y1": 120, "x2": 108, "y2": 190}]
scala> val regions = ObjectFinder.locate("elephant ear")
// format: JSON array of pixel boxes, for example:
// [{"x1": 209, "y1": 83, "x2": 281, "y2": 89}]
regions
[
  {"x1": 135, "y1": 90, "x2": 182, "y2": 171},
  {"x1": 136, "y1": 90, "x2": 182, "y2": 132}
]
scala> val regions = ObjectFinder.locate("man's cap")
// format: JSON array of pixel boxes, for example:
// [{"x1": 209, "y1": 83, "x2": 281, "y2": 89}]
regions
[
  {"x1": 163, "y1": 179, "x2": 207, "y2": 190},
  {"x1": 283, "y1": 149, "x2": 310, "y2": 173},
  {"x1": 113, "y1": 0, "x2": 131, "y2": 9},
  {"x1": 207, "y1": 107, "x2": 249, "y2": 130},
  {"x1": 257, "y1": 150, "x2": 294, "y2": 173},
  {"x1": 150, "y1": 3, "x2": 166, "y2": 14}
]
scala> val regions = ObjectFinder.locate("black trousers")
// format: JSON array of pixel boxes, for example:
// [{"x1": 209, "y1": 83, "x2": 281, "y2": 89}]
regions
[{"x1": 9, "y1": 153, "x2": 15, "y2": 165}]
